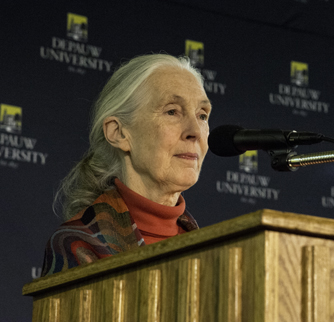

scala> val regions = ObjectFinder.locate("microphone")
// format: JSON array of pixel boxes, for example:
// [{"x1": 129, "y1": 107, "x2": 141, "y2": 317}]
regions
[{"x1": 208, "y1": 125, "x2": 324, "y2": 157}]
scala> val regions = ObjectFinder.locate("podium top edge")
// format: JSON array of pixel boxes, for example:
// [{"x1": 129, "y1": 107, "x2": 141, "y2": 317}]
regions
[
  {"x1": 23, "y1": 209, "x2": 334, "y2": 296},
  {"x1": 259, "y1": 208, "x2": 334, "y2": 236}
]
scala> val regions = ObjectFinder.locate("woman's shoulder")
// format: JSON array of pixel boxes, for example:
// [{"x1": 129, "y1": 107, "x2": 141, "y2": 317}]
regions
[
  {"x1": 41, "y1": 188, "x2": 140, "y2": 276},
  {"x1": 66, "y1": 188, "x2": 128, "y2": 224},
  {"x1": 92, "y1": 188, "x2": 128, "y2": 213}
]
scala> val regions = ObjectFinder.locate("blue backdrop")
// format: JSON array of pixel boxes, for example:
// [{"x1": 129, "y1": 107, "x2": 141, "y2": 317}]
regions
[{"x1": 1, "y1": 1, "x2": 334, "y2": 320}]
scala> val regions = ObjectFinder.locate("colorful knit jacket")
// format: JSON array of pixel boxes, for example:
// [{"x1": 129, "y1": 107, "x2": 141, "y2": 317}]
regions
[{"x1": 41, "y1": 188, "x2": 199, "y2": 276}]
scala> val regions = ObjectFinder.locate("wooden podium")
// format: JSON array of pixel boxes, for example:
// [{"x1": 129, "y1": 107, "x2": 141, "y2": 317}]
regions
[{"x1": 23, "y1": 209, "x2": 334, "y2": 321}]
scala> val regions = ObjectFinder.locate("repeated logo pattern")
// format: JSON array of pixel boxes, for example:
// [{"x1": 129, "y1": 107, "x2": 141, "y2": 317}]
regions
[
  {"x1": 67, "y1": 13, "x2": 88, "y2": 42},
  {"x1": 291, "y1": 61, "x2": 308, "y2": 87},
  {"x1": 0, "y1": 104, "x2": 22, "y2": 134},
  {"x1": 185, "y1": 39, "x2": 204, "y2": 68}
]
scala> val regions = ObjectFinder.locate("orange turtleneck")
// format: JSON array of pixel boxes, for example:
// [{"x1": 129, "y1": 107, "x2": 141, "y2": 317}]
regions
[{"x1": 114, "y1": 178, "x2": 186, "y2": 245}]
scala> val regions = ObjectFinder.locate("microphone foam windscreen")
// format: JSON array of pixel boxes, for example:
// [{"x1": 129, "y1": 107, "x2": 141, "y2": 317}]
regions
[{"x1": 208, "y1": 125, "x2": 244, "y2": 157}]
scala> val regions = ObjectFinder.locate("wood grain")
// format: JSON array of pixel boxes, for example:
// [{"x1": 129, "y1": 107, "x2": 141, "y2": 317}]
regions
[
  {"x1": 228, "y1": 247, "x2": 242, "y2": 322},
  {"x1": 79, "y1": 289, "x2": 92, "y2": 322},
  {"x1": 178, "y1": 258, "x2": 200, "y2": 322},
  {"x1": 49, "y1": 298, "x2": 60, "y2": 322},
  {"x1": 302, "y1": 246, "x2": 330, "y2": 322},
  {"x1": 112, "y1": 280, "x2": 126, "y2": 322},
  {"x1": 264, "y1": 231, "x2": 279, "y2": 322},
  {"x1": 148, "y1": 269, "x2": 161, "y2": 322}
]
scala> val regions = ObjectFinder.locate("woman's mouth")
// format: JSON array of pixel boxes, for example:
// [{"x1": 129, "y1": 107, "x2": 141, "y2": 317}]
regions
[{"x1": 175, "y1": 153, "x2": 199, "y2": 160}]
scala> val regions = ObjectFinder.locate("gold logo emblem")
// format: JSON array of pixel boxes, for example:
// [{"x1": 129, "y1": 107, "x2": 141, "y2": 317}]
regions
[
  {"x1": 185, "y1": 40, "x2": 204, "y2": 67},
  {"x1": 239, "y1": 151, "x2": 258, "y2": 173},
  {"x1": 291, "y1": 61, "x2": 308, "y2": 86},
  {"x1": 0, "y1": 104, "x2": 22, "y2": 134},
  {"x1": 67, "y1": 13, "x2": 88, "y2": 42}
]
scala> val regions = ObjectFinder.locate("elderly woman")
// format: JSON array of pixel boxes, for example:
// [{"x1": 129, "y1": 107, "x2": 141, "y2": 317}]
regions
[{"x1": 42, "y1": 53, "x2": 212, "y2": 276}]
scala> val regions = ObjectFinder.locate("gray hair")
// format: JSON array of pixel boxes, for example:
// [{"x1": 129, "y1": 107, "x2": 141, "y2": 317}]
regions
[{"x1": 55, "y1": 53, "x2": 204, "y2": 220}]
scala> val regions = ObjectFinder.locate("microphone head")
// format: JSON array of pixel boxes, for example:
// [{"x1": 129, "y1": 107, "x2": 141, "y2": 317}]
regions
[{"x1": 208, "y1": 125, "x2": 245, "y2": 157}]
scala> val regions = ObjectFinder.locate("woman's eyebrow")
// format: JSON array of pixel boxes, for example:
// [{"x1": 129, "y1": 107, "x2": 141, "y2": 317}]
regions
[
  {"x1": 169, "y1": 95, "x2": 211, "y2": 106},
  {"x1": 169, "y1": 95, "x2": 185, "y2": 103},
  {"x1": 201, "y1": 99, "x2": 211, "y2": 105}
]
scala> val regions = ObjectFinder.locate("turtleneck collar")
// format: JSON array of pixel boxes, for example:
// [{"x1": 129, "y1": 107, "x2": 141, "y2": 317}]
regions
[{"x1": 114, "y1": 178, "x2": 185, "y2": 238}]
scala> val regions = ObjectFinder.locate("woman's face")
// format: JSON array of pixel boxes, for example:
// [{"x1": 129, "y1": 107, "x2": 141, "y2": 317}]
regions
[{"x1": 124, "y1": 67, "x2": 212, "y2": 194}]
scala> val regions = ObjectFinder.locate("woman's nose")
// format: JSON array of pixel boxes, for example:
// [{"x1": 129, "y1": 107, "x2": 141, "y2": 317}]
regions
[{"x1": 182, "y1": 115, "x2": 202, "y2": 141}]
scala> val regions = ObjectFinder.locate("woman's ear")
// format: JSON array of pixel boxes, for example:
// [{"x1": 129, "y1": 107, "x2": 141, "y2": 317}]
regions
[{"x1": 103, "y1": 116, "x2": 131, "y2": 152}]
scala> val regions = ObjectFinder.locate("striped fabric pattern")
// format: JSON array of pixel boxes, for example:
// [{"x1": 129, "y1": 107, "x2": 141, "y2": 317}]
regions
[{"x1": 41, "y1": 188, "x2": 198, "y2": 276}]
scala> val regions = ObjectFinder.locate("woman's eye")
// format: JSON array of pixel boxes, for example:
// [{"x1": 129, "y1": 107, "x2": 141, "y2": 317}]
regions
[
  {"x1": 199, "y1": 114, "x2": 208, "y2": 121},
  {"x1": 167, "y1": 109, "x2": 176, "y2": 116}
]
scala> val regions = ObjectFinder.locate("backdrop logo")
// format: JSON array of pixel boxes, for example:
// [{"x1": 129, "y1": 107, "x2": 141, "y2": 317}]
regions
[
  {"x1": 239, "y1": 151, "x2": 258, "y2": 173},
  {"x1": 216, "y1": 153, "x2": 280, "y2": 204},
  {"x1": 0, "y1": 104, "x2": 22, "y2": 134},
  {"x1": 291, "y1": 61, "x2": 308, "y2": 86},
  {"x1": 321, "y1": 186, "x2": 334, "y2": 208},
  {"x1": 185, "y1": 39, "x2": 226, "y2": 96},
  {"x1": 67, "y1": 13, "x2": 88, "y2": 42},
  {"x1": 32, "y1": 267, "x2": 42, "y2": 279},
  {"x1": 40, "y1": 13, "x2": 112, "y2": 75},
  {"x1": 269, "y1": 61, "x2": 329, "y2": 116},
  {"x1": 185, "y1": 40, "x2": 204, "y2": 68},
  {"x1": 0, "y1": 103, "x2": 48, "y2": 169}
]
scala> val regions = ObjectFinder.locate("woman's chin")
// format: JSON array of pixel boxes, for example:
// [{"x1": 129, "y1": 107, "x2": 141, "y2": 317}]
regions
[{"x1": 172, "y1": 174, "x2": 199, "y2": 191}]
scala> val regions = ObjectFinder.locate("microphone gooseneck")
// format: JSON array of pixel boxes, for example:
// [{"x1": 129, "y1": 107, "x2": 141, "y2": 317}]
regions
[{"x1": 288, "y1": 151, "x2": 334, "y2": 168}]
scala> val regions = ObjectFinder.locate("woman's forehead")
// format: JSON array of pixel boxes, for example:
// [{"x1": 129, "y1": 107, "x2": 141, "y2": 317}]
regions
[
  {"x1": 150, "y1": 67, "x2": 199, "y2": 84},
  {"x1": 148, "y1": 68, "x2": 207, "y2": 99}
]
